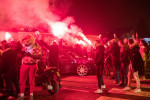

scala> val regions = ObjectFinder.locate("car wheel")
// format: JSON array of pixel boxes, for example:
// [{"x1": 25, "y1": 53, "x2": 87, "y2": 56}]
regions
[{"x1": 77, "y1": 64, "x2": 88, "y2": 76}]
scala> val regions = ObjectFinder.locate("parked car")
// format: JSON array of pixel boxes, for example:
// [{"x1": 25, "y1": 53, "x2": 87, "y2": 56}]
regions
[{"x1": 58, "y1": 50, "x2": 96, "y2": 76}]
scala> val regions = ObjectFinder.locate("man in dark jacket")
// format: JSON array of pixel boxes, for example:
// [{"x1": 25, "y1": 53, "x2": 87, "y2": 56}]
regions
[
  {"x1": 118, "y1": 40, "x2": 130, "y2": 86},
  {"x1": 109, "y1": 39, "x2": 120, "y2": 84},
  {"x1": 1, "y1": 43, "x2": 20, "y2": 99},
  {"x1": 49, "y1": 40, "x2": 59, "y2": 67},
  {"x1": 94, "y1": 40, "x2": 105, "y2": 93}
]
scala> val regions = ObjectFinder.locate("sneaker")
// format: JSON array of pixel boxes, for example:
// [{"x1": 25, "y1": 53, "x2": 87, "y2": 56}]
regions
[
  {"x1": 134, "y1": 88, "x2": 141, "y2": 93},
  {"x1": 117, "y1": 82, "x2": 122, "y2": 85},
  {"x1": 94, "y1": 89, "x2": 103, "y2": 93},
  {"x1": 8, "y1": 96, "x2": 15, "y2": 99},
  {"x1": 17, "y1": 95, "x2": 24, "y2": 100},
  {"x1": 117, "y1": 82, "x2": 125, "y2": 86},
  {"x1": 140, "y1": 75, "x2": 146, "y2": 80},
  {"x1": 29, "y1": 95, "x2": 34, "y2": 100},
  {"x1": 101, "y1": 85, "x2": 106, "y2": 89},
  {"x1": 123, "y1": 86, "x2": 131, "y2": 91}
]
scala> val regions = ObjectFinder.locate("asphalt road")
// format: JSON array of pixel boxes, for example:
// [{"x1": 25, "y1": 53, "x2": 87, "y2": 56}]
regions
[{"x1": 1, "y1": 75, "x2": 150, "y2": 100}]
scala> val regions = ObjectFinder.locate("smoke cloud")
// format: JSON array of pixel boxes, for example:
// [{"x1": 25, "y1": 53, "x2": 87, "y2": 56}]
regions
[
  {"x1": 0, "y1": 0, "x2": 91, "y2": 45},
  {"x1": 0, "y1": 0, "x2": 72, "y2": 29}
]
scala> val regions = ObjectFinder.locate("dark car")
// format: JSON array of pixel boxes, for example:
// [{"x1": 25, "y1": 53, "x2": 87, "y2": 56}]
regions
[{"x1": 58, "y1": 51, "x2": 96, "y2": 76}]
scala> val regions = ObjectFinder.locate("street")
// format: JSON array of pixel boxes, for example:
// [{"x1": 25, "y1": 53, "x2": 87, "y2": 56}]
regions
[
  {"x1": 34, "y1": 75, "x2": 150, "y2": 100},
  {"x1": 1, "y1": 75, "x2": 150, "y2": 100}
]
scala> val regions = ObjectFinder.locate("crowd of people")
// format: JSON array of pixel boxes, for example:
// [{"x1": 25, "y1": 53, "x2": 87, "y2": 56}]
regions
[
  {"x1": 0, "y1": 32, "x2": 150, "y2": 99},
  {"x1": 94, "y1": 33, "x2": 150, "y2": 93},
  {"x1": 0, "y1": 33, "x2": 60, "y2": 100},
  {"x1": 0, "y1": 34, "x2": 43, "y2": 100}
]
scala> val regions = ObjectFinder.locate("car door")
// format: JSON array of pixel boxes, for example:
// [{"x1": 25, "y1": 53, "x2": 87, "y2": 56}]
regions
[{"x1": 59, "y1": 52, "x2": 75, "y2": 74}]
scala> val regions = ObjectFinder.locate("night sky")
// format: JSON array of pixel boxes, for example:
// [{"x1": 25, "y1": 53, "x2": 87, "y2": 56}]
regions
[
  {"x1": 66, "y1": 0, "x2": 150, "y2": 37},
  {"x1": 0, "y1": 0, "x2": 149, "y2": 38}
]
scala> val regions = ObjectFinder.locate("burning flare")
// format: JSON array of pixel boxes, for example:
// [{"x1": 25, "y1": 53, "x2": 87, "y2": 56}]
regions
[{"x1": 5, "y1": 32, "x2": 11, "y2": 41}]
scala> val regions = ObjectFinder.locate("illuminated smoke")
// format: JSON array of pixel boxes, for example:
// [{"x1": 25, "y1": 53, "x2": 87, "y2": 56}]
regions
[
  {"x1": 78, "y1": 32, "x2": 92, "y2": 45},
  {"x1": 47, "y1": 17, "x2": 92, "y2": 46},
  {"x1": 78, "y1": 40, "x2": 86, "y2": 46},
  {"x1": 5, "y1": 32, "x2": 11, "y2": 41},
  {"x1": 49, "y1": 21, "x2": 68, "y2": 38},
  {"x1": 0, "y1": 0, "x2": 59, "y2": 28},
  {"x1": 0, "y1": 0, "x2": 91, "y2": 46}
]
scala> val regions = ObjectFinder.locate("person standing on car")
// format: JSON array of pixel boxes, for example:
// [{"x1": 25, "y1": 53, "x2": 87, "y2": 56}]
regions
[
  {"x1": 94, "y1": 40, "x2": 105, "y2": 93},
  {"x1": 18, "y1": 35, "x2": 42, "y2": 99}
]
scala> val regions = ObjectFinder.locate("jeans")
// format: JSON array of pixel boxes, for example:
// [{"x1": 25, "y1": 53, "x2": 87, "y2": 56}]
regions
[
  {"x1": 96, "y1": 63, "x2": 104, "y2": 89},
  {"x1": 5, "y1": 71, "x2": 20, "y2": 96},
  {"x1": 114, "y1": 65, "x2": 120, "y2": 84},
  {"x1": 120, "y1": 63, "x2": 129, "y2": 84},
  {"x1": 19, "y1": 64, "x2": 37, "y2": 93}
]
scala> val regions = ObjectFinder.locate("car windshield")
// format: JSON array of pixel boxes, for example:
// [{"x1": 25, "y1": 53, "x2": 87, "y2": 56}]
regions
[
  {"x1": 67, "y1": 51, "x2": 80, "y2": 59},
  {"x1": 59, "y1": 50, "x2": 84, "y2": 60}
]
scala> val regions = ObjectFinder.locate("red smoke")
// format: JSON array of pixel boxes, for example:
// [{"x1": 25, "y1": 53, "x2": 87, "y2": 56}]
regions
[{"x1": 0, "y1": 0, "x2": 92, "y2": 46}]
